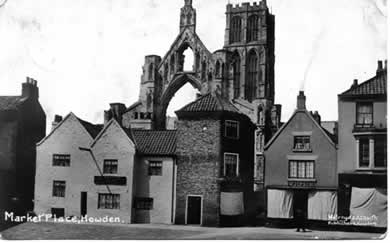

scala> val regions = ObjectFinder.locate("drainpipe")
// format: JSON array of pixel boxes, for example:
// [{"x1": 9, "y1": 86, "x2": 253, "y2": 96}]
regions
[{"x1": 79, "y1": 147, "x2": 112, "y2": 195}]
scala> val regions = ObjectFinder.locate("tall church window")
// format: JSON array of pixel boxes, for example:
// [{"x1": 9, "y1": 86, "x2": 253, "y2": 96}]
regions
[
  {"x1": 215, "y1": 61, "x2": 221, "y2": 77},
  {"x1": 230, "y1": 16, "x2": 242, "y2": 43},
  {"x1": 195, "y1": 52, "x2": 200, "y2": 71},
  {"x1": 247, "y1": 15, "x2": 259, "y2": 42},
  {"x1": 164, "y1": 63, "x2": 168, "y2": 82},
  {"x1": 170, "y1": 55, "x2": 175, "y2": 75},
  {"x1": 232, "y1": 53, "x2": 241, "y2": 99},
  {"x1": 201, "y1": 61, "x2": 206, "y2": 80},
  {"x1": 148, "y1": 63, "x2": 154, "y2": 80},
  {"x1": 246, "y1": 50, "x2": 258, "y2": 102}
]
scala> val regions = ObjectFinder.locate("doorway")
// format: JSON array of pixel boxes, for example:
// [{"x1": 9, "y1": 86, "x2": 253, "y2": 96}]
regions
[
  {"x1": 293, "y1": 190, "x2": 308, "y2": 219},
  {"x1": 80, "y1": 192, "x2": 87, "y2": 217},
  {"x1": 186, "y1": 195, "x2": 202, "y2": 225}
]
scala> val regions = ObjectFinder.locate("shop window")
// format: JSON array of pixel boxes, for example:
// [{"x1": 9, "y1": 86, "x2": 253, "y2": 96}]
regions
[{"x1": 98, "y1": 193, "x2": 120, "y2": 209}]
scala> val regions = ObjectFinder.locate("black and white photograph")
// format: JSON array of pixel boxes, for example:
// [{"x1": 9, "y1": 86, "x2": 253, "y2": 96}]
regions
[{"x1": 0, "y1": 0, "x2": 387, "y2": 240}]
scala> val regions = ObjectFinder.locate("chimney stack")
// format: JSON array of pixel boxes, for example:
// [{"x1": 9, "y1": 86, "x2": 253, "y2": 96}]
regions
[
  {"x1": 377, "y1": 60, "x2": 386, "y2": 75},
  {"x1": 312, "y1": 111, "x2": 321, "y2": 124},
  {"x1": 51, "y1": 115, "x2": 63, "y2": 131},
  {"x1": 22, "y1": 77, "x2": 39, "y2": 99},
  {"x1": 297, "y1": 91, "x2": 306, "y2": 110},
  {"x1": 351, "y1": 79, "x2": 358, "y2": 89},
  {"x1": 105, "y1": 103, "x2": 126, "y2": 126}
]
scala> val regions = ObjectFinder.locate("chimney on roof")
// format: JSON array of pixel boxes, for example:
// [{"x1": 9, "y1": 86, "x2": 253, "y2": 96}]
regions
[
  {"x1": 351, "y1": 79, "x2": 358, "y2": 89},
  {"x1": 105, "y1": 103, "x2": 126, "y2": 126},
  {"x1": 312, "y1": 111, "x2": 321, "y2": 124},
  {"x1": 377, "y1": 60, "x2": 385, "y2": 75},
  {"x1": 51, "y1": 115, "x2": 63, "y2": 131},
  {"x1": 297, "y1": 91, "x2": 306, "y2": 110},
  {"x1": 22, "y1": 77, "x2": 39, "y2": 99}
]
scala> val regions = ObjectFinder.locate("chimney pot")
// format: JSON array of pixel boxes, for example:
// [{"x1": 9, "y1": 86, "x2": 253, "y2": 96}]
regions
[
  {"x1": 377, "y1": 60, "x2": 383, "y2": 72},
  {"x1": 51, "y1": 115, "x2": 63, "y2": 131}
]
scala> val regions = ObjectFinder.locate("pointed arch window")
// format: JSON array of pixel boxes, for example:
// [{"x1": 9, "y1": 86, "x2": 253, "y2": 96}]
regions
[
  {"x1": 230, "y1": 16, "x2": 242, "y2": 43},
  {"x1": 170, "y1": 55, "x2": 175, "y2": 75},
  {"x1": 164, "y1": 63, "x2": 168, "y2": 82},
  {"x1": 232, "y1": 53, "x2": 241, "y2": 99},
  {"x1": 215, "y1": 61, "x2": 221, "y2": 78},
  {"x1": 246, "y1": 50, "x2": 258, "y2": 102},
  {"x1": 201, "y1": 61, "x2": 207, "y2": 80},
  {"x1": 247, "y1": 15, "x2": 259, "y2": 42},
  {"x1": 148, "y1": 63, "x2": 154, "y2": 80}
]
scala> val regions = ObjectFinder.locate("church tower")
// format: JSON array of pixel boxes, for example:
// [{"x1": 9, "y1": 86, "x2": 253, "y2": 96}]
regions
[{"x1": 223, "y1": 1, "x2": 279, "y2": 191}]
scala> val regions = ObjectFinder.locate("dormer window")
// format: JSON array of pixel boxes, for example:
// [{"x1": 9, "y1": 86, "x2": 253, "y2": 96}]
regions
[{"x1": 293, "y1": 136, "x2": 311, "y2": 152}]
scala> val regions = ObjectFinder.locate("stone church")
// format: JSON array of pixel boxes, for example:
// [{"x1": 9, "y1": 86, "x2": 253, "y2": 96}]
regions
[{"x1": 121, "y1": 0, "x2": 282, "y2": 191}]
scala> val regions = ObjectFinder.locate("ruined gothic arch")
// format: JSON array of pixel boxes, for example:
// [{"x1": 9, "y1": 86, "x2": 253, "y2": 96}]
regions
[{"x1": 154, "y1": 73, "x2": 203, "y2": 129}]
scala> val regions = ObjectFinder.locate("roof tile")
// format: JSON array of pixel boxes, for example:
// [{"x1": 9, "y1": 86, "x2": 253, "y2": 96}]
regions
[
  {"x1": 340, "y1": 71, "x2": 387, "y2": 97},
  {"x1": 132, "y1": 129, "x2": 177, "y2": 156}
]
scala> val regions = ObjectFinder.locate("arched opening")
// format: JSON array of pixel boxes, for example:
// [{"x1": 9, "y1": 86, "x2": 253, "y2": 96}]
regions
[
  {"x1": 232, "y1": 52, "x2": 241, "y2": 99},
  {"x1": 166, "y1": 82, "x2": 198, "y2": 118},
  {"x1": 155, "y1": 74, "x2": 202, "y2": 130},
  {"x1": 201, "y1": 61, "x2": 206, "y2": 80},
  {"x1": 230, "y1": 16, "x2": 242, "y2": 43},
  {"x1": 247, "y1": 15, "x2": 259, "y2": 42},
  {"x1": 182, "y1": 47, "x2": 195, "y2": 72},
  {"x1": 215, "y1": 61, "x2": 221, "y2": 78},
  {"x1": 246, "y1": 50, "x2": 258, "y2": 102},
  {"x1": 148, "y1": 63, "x2": 154, "y2": 80}
]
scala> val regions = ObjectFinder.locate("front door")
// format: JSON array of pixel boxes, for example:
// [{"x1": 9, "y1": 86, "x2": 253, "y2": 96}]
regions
[
  {"x1": 293, "y1": 190, "x2": 308, "y2": 219},
  {"x1": 187, "y1": 196, "x2": 202, "y2": 225},
  {"x1": 80, "y1": 192, "x2": 87, "y2": 217}
]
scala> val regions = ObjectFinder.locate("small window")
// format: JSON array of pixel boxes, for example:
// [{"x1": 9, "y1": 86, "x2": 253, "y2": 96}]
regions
[
  {"x1": 103, "y1": 160, "x2": 118, "y2": 174},
  {"x1": 225, "y1": 120, "x2": 239, "y2": 139},
  {"x1": 293, "y1": 136, "x2": 311, "y2": 151},
  {"x1": 52, "y1": 181, "x2": 66, "y2": 197},
  {"x1": 359, "y1": 138, "x2": 370, "y2": 168},
  {"x1": 148, "y1": 161, "x2": 162, "y2": 176},
  {"x1": 224, "y1": 153, "x2": 239, "y2": 177},
  {"x1": 53, "y1": 154, "x2": 70, "y2": 167},
  {"x1": 356, "y1": 102, "x2": 373, "y2": 125},
  {"x1": 374, "y1": 136, "x2": 387, "y2": 168},
  {"x1": 134, "y1": 197, "x2": 153, "y2": 210},
  {"x1": 98, "y1": 193, "x2": 120, "y2": 209},
  {"x1": 289, "y1": 161, "x2": 314, "y2": 179}
]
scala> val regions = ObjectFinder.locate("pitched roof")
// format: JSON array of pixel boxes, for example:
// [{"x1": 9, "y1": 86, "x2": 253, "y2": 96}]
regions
[
  {"x1": 265, "y1": 110, "x2": 337, "y2": 150},
  {"x1": 340, "y1": 72, "x2": 387, "y2": 97},
  {"x1": 77, "y1": 118, "x2": 103, "y2": 139},
  {"x1": 0, "y1": 96, "x2": 27, "y2": 111},
  {"x1": 132, "y1": 129, "x2": 177, "y2": 156},
  {"x1": 176, "y1": 92, "x2": 239, "y2": 114}
]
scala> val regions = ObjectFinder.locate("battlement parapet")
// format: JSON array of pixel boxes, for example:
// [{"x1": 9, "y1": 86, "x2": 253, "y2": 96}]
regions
[{"x1": 226, "y1": 1, "x2": 268, "y2": 13}]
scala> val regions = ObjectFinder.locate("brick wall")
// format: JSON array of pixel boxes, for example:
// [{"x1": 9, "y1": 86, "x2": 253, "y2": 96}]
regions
[{"x1": 175, "y1": 119, "x2": 221, "y2": 226}]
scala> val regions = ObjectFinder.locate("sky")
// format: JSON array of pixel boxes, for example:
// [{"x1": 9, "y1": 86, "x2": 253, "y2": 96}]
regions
[{"x1": 0, "y1": 0, "x2": 387, "y2": 132}]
